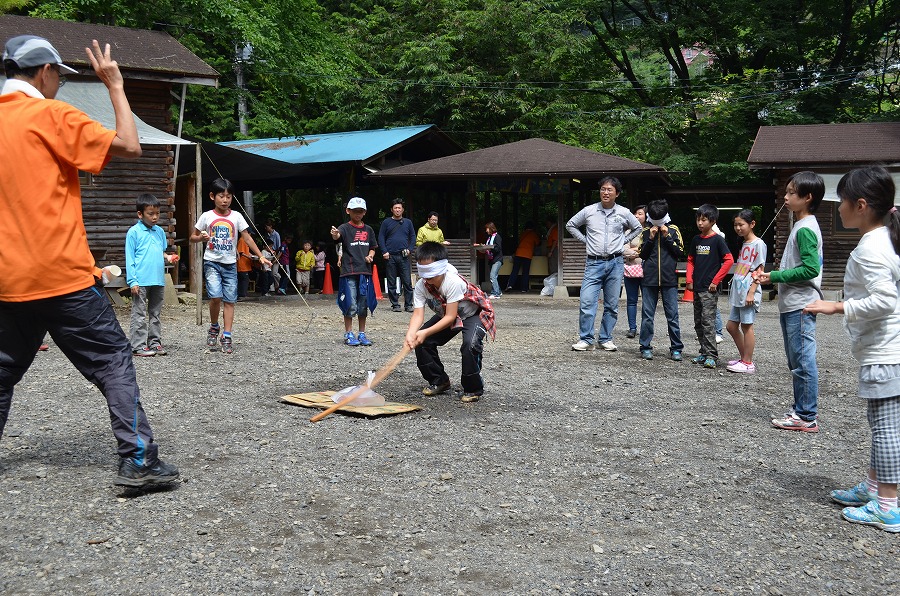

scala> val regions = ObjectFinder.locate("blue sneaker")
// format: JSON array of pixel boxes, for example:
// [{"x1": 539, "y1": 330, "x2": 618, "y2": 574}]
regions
[
  {"x1": 357, "y1": 332, "x2": 372, "y2": 346},
  {"x1": 691, "y1": 354, "x2": 706, "y2": 364},
  {"x1": 344, "y1": 332, "x2": 360, "y2": 346},
  {"x1": 831, "y1": 482, "x2": 877, "y2": 506},
  {"x1": 841, "y1": 500, "x2": 900, "y2": 532},
  {"x1": 640, "y1": 349, "x2": 653, "y2": 360},
  {"x1": 703, "y1": 357, "x2": 717, "y2": 369},
  {"x1": 670, "y1": 350, "x2": 682, "y2": 362}
]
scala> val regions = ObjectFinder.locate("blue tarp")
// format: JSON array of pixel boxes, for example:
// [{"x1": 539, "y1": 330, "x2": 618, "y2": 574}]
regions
[{"x1": 219, "y1": 125, "x2": 435, "y2": 165}]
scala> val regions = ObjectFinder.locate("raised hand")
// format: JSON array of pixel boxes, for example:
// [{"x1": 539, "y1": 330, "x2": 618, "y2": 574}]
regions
[{"x1": 85, "y1": 40, "x2": 124, "y2": 91}]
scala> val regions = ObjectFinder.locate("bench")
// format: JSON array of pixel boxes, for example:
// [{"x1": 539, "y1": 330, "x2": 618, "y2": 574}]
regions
[{"x1": 497, "y1": 256, "x2": 550, "y2": 288}]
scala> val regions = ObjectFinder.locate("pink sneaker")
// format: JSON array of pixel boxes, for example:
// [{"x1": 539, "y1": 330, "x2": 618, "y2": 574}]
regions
[
  {"x1": 727, "y1": 359, "x2": 740, "y2": 366},
  {"x1": 726, "y1": 361, "x2": 756, "y2": 374},
  {"x1": 771, "y1": 413, "x2": 819, "y2": 433}
]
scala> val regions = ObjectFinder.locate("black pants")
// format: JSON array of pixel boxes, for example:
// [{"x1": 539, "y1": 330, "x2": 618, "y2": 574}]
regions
[
  {"x1": 416, "y1": 314, "x2": 486, "y2": 394},
  {"x1": 0, "y1": 285, "x2": 159, "y2": 465},
  {"x1": 385, "y1": 253, "x2": 413, "y2": 308}
]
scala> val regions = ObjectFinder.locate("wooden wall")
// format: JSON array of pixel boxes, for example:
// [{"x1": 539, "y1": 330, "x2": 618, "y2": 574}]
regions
[
  {"x1": 772, "y1": 170, "x2": 857, "y2": 290},
  {"x1": 82, "y1": 79, "x2": 176, "y2": 268}
]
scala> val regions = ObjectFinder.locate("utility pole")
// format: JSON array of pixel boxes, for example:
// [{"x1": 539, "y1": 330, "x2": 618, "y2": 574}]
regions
[{"x1": 234, "y1": 43, "x2": 254, "y2": 222}]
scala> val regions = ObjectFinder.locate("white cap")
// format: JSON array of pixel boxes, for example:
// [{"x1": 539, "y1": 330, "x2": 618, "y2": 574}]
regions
[
  {"x1": 347, "y1": 197, "x2": 367, "y2": 210},
  {"x1": 3, "y1": 35, "x2": 78, "y2": 74}
]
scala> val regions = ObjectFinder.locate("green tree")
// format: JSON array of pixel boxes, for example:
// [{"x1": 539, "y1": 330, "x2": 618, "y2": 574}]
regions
[{"x1": 23, "y1": 0, "x2": 357, "y2": 140}]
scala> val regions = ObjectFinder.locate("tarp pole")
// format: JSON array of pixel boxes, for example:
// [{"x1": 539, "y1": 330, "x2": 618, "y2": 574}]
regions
[{"x1": 194, "y1": 144, "x2": 204, "y2": 325}]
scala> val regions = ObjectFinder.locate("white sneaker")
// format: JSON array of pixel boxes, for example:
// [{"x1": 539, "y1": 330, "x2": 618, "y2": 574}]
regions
[
  {"x1": 599, "y1": 341, "x2": 618, "y2": 352},
  {"x1": 571, "y1": 340, "x2": 594, "y2": 351},
  {"x1": 716, "y1": 334, "x2": 724, "y2": 344},
  {"x1": 726, "y1": 360, "x2": 756, "y2": 374}
]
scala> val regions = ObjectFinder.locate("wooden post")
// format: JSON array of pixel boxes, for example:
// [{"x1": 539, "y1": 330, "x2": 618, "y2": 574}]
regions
[
  {"x1": 193, "y1": 144, "x2": 203, "y2": 325},
  {"x1": 468, "y1": 189, "x2": 477, "y2": 281}
]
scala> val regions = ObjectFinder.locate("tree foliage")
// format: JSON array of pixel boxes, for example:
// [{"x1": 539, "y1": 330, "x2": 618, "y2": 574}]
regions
[
  {"x1": 11, "y1": 0, "x2": 900, "y2": 184},
  {"x1": 21, "y1": 0, "x2": 357, "y2": 140}
]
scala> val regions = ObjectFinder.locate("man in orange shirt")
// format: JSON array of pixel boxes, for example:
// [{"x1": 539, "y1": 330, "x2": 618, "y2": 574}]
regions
[
  {"x1": 505, "y1": 221, "x2": 541, "y2": 292},
  {"x1": 0, "y1": 35, "x2": 179, "y2": 488}
]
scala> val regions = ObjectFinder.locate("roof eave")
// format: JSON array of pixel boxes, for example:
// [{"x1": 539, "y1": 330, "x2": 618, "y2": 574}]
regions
[{"x1": 369, "y1": 170, "x2": 668, "y2": 181}]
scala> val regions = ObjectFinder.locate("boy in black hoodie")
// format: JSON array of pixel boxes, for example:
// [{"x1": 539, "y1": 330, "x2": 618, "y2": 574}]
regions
[{"x1": 638, "y1": 199, "x2": 686, "y2": 361}]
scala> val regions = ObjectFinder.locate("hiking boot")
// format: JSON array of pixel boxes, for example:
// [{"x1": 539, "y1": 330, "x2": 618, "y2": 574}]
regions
[
  {"x1": 726, "y1": 361, "x2": 756, "y2": 374},
  {"x1": 640, "y1": 349, "x2": 653, "y2": 360},
  {"x1": 599, "y1": 341, "x2": 618, "y2": 352},
  {"x1": 206, "y1": 325, "x2": 220, "y2": 349},
  {"x1": 670, "y1": 350, "x2": 682, "y2": 362},
  {"x1": 691, "y1": 354, "x2": 706, "y2": 364},
  {"x1": 423, "y1": 381, "x2": 451, "y2": 396},
  {"x1": 571, "y1": 340, "x2": 594, "y2": 351},
  {"x1": 703, "y1": 357, "x2": 717, "y2": 369},
  {"x1": 771, "y1": 413, "x2": 818, "y2": 433},
  {"x1": 841, "y1": 500, "x2": 900, "y2": 532},
  {"x1": 357, "y1": 332, "x2": 372, "y2": 346},
  {"x1": 626, "y1": 329, "x2": 636, "y2": 338},
  {"x1": 133, "y1": 347, "x2": 156, "y2": 357},
  {"x1": 461, "y1": 392, "x2": 481, "y2": 403},
  {"x1": 344, "y1": 332, "x2": 360, "y2": 346},
  {"x1": 152, "y1": 345, "x2": 167, "y2": 356},
  {"x1": 405, "y1": 305, "x2": 415, "y2": 312},
  {"x1": 114, "y1": 458, "x2": 180, "y2": 487},
  {"x1": 391, "y1": 304, "x2": 402, "y2": 312},
  {"x1": 220, "y1": 335, "x2": 234, "y2": 355},
  {"x1": 831, "y1": 482, "x2": 877, "y2": 506}
]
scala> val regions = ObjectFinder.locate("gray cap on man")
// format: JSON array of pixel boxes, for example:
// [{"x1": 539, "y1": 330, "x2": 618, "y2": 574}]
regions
[{"x1": 3, "y1": 35, "x2": 78, "y2": 74}]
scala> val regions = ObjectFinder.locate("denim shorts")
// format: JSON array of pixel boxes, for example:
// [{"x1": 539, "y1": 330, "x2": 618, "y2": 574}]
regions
[
  {"x1": 204, "y1": 260, "x2": 238, "y2": 303},
  {"x1": 729, "y1": 305, "x2": 757, "y2": 325}
]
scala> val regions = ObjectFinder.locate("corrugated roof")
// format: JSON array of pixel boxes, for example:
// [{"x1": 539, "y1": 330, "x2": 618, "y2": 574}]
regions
[
  {"x1": 0, "y1": 15, "x2": 218, "y2": 85},
  {"x1": 219, "y1": 125, "x2": 443, "y2": 165},
  {"x1": 0, "y1": 76, "x2": 191, "y2": 145},
  {"x1": 368, "y1": 138, "x2": 667, "y2": 180},
  {"x1": 748, "y1": 122, "x2": 900, "y2": 169},
  {"x1": 58, "y1": 80, "x2": 191, "y2": 145}
]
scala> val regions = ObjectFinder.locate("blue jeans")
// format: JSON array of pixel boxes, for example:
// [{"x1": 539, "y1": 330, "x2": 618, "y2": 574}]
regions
[
  {"x1": 623, "y1": 276, "x2": 642, "y2": 332},
  {"x1": 578, "y1": 257, "x2": 624, "y2": 344},
  {"x1": 204, "y1": 261, "x2": 238, "y2": 303},
  {"x1": 506, "y1": 256, "x2": 532, "y2": 291},
  {"x1": 385, "y1": 253, "x2": 413, "y2": 308},
  {"x1": 489, "y1": 260, "x2": 503, "y2": 296},
  {"x1": 640, "y1": 285, "x2": 683, "y2": 353},
  {"x1": 780, "y1": 309, "x2": 819, "y2": 421}
]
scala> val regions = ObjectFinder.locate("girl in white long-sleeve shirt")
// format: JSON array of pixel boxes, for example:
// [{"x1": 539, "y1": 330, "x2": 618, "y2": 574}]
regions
[{"x1": 806, "y1": 166, "x2": 900, "y2": 532}]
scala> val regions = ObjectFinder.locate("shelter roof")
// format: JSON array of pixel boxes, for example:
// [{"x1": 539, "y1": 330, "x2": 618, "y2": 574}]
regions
[
  {"x1": 218, "y1": 125, "x2": 462, "y2": 166},
  {"x1": 367, "y1": 138, "x2": 668, "y2": 181},
  {"x1": 747, "y1": 122, "x2": 900, "y2": 169},
  {"x1": 0, "y1": 76, "x2": 191, "y2": 146},
  {"x1": 0, "y1": 15, "x2": 218, "y2": 86}
]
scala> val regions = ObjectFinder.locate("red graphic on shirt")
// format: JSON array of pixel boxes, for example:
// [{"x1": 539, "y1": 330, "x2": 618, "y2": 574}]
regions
[{"x1": 354, "y1": 230, "x2": 369, "y2": 242}]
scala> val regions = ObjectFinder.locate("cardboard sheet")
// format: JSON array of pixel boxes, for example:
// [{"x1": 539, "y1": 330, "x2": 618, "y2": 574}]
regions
[{"x1": 280, "y1": 391, "x2": 422, "y2": 418}]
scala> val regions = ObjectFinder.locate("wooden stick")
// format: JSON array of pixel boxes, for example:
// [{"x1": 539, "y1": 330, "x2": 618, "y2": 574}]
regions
[{"x1": 310, "y1": 344, "x2": 412, "y2": 423}]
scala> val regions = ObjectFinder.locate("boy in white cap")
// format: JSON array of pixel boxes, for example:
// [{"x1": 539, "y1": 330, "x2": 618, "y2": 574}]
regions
[
  {"x1": 330, "y1": 197, "x2": 378, "y2": 345},
  {"x1": 0, "y1": 35, "x2": 178, "y2": 488}
]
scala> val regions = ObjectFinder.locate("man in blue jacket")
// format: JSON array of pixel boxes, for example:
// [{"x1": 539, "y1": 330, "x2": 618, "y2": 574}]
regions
[{"x1": 378, "y1": 198, "x2": 416, "y2": 312}]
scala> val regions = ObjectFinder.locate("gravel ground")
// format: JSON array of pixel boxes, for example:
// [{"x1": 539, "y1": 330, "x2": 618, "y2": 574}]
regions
[{"x1": 1, "y1": 292, "x2": 898, "y2": 595}]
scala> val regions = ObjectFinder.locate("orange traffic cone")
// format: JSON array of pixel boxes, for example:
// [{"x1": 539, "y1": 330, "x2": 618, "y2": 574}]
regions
[
  {"x1": 371, "y1": 264, "x2": 384, "y2": 300},
  {"x1": 681, "y1": 287, "x2": 694, "y2": 303},
  {"x1": 322, "y1": 263, "x2": 334, "y2": 295}
]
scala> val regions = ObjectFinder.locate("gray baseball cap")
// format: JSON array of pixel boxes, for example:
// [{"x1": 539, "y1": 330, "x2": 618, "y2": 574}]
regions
[{"x1": 3, "y1": 35, "x2": 78, "y2": 74}]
